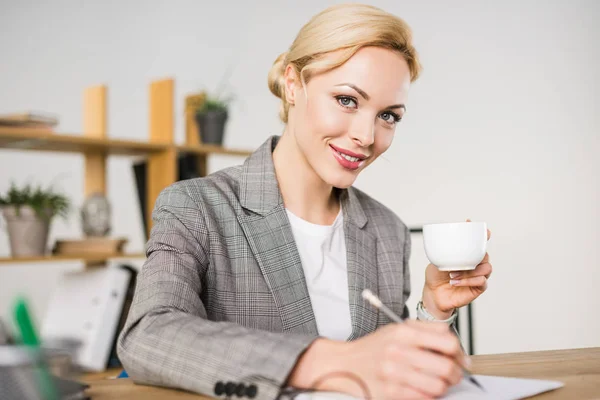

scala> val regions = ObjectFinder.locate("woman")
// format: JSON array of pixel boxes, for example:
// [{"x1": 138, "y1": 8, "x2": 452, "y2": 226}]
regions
[{"x1": 117, "y1": 4, "x2": 493, "y2": 400}]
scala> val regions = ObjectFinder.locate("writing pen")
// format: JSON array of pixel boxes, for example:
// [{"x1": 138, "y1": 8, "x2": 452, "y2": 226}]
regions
[
  {"x1": 13, "y1": 296, "x2": 59, "y2": 400},
  {"x1": 361, "y1": 289, "x2": 485, "y2": 392}
]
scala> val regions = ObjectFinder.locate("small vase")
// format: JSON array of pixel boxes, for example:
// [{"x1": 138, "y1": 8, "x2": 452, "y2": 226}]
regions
[
  {"x1": 2, "y1": 205, "x2": 52, "y2": 257},
  {"x1": 195, "y1": 110, "x2": 228, "y2": 145}
]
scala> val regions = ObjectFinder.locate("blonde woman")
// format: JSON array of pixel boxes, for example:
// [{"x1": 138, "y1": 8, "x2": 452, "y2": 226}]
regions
[{"x1": 118, "y1": 4, "x2": 493, "y2": 399}]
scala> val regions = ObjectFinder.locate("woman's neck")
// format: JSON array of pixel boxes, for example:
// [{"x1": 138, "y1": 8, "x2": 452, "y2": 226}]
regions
[{"x1": 272, "y1": 131, "x2": 340, "y2": 225}]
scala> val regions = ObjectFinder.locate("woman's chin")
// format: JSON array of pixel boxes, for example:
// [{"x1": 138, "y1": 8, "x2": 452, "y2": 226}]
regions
[{"x1": 323, "y1": 170, "x2": 359, "y2": 189}]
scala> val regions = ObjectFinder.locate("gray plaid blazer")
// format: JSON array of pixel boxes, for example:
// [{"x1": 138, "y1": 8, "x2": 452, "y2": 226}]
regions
[{"x1": 117, "y1": 135, "x2": 412, "y2": 400}]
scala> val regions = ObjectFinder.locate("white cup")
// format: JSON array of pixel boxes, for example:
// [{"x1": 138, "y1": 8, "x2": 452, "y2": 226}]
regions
[{"x1": 422, "y1": 221, "x2": 487, "y2": 271}]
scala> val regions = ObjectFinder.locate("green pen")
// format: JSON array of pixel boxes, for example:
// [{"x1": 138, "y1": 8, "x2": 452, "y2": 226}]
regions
[{"x1": 13, "y1": 296, "x2": 59, "y2": 400}]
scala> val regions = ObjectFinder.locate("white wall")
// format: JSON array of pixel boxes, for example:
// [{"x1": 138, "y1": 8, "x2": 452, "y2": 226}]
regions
[{"x1": 1, "y1": 0, "x2": 598, "y2": 355}]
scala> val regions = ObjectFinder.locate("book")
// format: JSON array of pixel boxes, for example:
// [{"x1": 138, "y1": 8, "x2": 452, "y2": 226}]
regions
[
  {"x1": 133, "y1": 154, "x2": 202, "y2": 240},
  {"x1": 52, "y1": 238, "x2": 128, "y2": 256},
  {"x1": 0, "y1": 112, "x2": 59, "y2": 127}
]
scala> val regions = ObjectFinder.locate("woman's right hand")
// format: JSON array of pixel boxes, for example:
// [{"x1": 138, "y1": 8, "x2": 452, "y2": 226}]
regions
[
  {"x1": 289, "y1": 320, "x2": 469, "y2": 399},
  {"x1": 344, "y1": 320, "x2": 469, "y2": 399}
]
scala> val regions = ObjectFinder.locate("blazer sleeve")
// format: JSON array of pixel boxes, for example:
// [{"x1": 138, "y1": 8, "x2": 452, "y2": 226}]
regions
[{"x1": 116, "y1": 186, "x2": 316, "y2": 400}]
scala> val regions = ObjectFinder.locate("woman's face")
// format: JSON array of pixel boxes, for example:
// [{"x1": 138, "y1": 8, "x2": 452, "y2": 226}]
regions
[{"x1": 285, "y1": 46, "x2": 412, "y2": 189}]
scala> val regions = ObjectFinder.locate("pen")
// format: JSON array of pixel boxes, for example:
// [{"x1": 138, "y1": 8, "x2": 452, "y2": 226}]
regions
[
  {"x1": 13, "y1": 296, "x2": 59, "y2": 400},
  {"x1": 361, "y1": 289, "x2": 485, "y2": 392}
]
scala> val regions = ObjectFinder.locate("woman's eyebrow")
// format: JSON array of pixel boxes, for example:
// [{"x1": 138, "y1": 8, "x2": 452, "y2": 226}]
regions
[
  {"x1": 335, "y1": 82, "x2": 406, "y2": 110},
  {"x1": 387, "y1": 104, "x2": 406, "y2": 110},
  {"x1": 335, "y1": 83, "x2": 370, "y2": 100}
]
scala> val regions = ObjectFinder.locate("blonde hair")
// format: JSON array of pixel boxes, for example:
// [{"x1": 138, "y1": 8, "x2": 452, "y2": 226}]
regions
[{"x1": 268, "y1": 3, "x2": 421, "y2": 123}]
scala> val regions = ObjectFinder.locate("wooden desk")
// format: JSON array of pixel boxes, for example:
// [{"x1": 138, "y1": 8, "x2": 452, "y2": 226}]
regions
[
  {"x1": 471, "y1": 347, "x2": 600, "y2": 399},
  {"x1": 84, "y1": 378, "x2": 209, "y2": 399},
  {"x1": 83, "y1": 347, "x2": 600, "y2": 399}
]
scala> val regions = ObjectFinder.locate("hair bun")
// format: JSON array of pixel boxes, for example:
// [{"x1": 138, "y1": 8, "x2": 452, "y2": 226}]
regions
[
  {"x1": 267, "y1": 52, "x2": 289, "y2": 122},
  {"x1": 268, "y1": 52, "x2": 288, "y2": 100}
]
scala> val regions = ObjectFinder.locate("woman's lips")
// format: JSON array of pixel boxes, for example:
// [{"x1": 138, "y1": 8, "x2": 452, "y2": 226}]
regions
[
  {"x1": 329, "y1": 144, "x2": 368, "y2": 160},
  {"x1": 330, "y1": 145, "x2": 367, "y2": 171}
]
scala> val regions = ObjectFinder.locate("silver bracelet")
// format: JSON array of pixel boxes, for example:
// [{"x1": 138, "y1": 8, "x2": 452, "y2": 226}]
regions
[{"x1": 416, "y1": 300, "x2": 458, "y2": 325}]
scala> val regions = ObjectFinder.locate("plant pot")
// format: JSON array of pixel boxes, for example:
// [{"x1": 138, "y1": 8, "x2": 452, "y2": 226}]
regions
[
  {"x1": 195, "y1": 110, "x2": 228, "y2": 145},
  {"x1": 1, "y1": 206, "x2": 52, "y2": 257}
]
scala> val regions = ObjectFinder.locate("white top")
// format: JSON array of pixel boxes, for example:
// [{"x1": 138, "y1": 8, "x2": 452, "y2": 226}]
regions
[{"x1": 286, "y1": 207, "x2": 352, "y2": 341}]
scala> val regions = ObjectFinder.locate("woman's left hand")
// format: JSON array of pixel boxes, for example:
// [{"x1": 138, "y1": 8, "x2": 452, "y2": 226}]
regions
[{"x1": 421, "y1": 220, "x2": 493, "y2": 320}]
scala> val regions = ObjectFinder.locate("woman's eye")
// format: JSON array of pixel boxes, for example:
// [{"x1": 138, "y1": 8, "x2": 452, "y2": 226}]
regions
[
  {"x1": 380, "y1": 111, "x2": 401, "y2": 125},
  {"x1": 336, "y1": 96, "x2": 357, "y2": 109}
]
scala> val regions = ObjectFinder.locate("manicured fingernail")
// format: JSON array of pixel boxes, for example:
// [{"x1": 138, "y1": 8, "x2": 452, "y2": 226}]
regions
[
  {"x1": 450, "y1": 279, "x2": 461, "y2": 286},
  {"x1": 449, "y1": 272, "x2": 461, "y2": 279},
  {"x1": 466, "y1": 357, "x2": 472, "y2": 368}
]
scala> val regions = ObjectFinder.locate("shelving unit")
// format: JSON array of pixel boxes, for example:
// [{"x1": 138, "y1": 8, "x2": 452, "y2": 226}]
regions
[{"x1": 0, "y1": 78, "x2": 253, "y2": 265}]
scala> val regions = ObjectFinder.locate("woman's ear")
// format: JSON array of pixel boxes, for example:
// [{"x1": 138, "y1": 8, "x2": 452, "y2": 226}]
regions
[{"x1": 283, "y1": 64, "x2": 298, "y2": 105}]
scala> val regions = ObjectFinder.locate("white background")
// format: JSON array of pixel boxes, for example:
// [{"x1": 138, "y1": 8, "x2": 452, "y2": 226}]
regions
[{"x1": 0, "y1": 0, "x2": 598, "y2": 355}]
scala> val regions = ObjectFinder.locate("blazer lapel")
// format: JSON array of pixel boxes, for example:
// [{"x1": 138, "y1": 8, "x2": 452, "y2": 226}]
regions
[
  {"x1": 238, "y1": 136, "x2": 318, "y2": 335},
  {"x1": 342, "y1": 189, "x2": 379, "y2": 340},
  {"x1": 237, "y1": 136, "x2": 379, "y2": 338}
]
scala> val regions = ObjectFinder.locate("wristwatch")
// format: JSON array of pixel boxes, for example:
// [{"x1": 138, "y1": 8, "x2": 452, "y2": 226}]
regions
[{"x1": 416, "y1": 300, "x2": 458, "y2": 325}]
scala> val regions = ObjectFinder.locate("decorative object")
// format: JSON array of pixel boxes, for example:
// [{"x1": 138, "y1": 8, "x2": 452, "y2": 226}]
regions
[
  {"x1": 81, "y1": 193, "x2": 111, "y2": 237},
  {"x1": 194, "y1": 93, "x2": 232, "y2": 145},
  {"x1": 0, "y1": 182, "x2": 69, "y2": 257}
]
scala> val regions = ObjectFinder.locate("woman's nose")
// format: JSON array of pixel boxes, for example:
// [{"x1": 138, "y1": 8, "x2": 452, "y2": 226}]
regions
[{"x1": 349, "y1": 121, "x2": 375, "y2": 148}]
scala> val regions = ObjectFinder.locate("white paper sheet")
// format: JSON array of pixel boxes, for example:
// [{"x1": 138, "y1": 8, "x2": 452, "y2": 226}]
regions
[
  {"x1": 444, "y1": 375, "x2": 564, "y2": 399},
  {"x1": 294, "y1": 375, "x2": 564, "y2": 400}
]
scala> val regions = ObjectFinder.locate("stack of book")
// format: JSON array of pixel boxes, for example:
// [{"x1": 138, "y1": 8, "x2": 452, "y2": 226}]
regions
[
  {"x1": 52, "y1": 237, "x2": 128, "y2": 256},
  {"x1": 0, "y1": 112, "x2": 59, "y2": 132}
]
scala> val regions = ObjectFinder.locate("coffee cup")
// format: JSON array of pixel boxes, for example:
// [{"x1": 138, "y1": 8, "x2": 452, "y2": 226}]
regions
[{"x1": 423, "y1": 221, "x2": 487, "y2": 271}]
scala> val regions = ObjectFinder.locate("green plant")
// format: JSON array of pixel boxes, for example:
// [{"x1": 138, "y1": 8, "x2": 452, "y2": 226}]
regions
[
  {"x1": 195, "y1": 67, "x2": 236, "y2": 115},
  {"x1": 195, "y1": 93, "x2": 233, "y2": 114},
  {"x1": 0, "y1": 182, "x2": 70, "y2": 220}
]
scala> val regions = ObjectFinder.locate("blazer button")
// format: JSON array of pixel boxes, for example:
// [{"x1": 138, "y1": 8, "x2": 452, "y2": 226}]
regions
[
  {"x1": 225, "y1": 381, "x2": 237, "y2": 396},
  {"x1": 235, "y1": 383, "x2": 247, "y2": 397},
  {"x1": 214, "y1": 381, "x2": 225, "y2": 396},
  {"x1": 245, "y1": 384, "x2": 258, "y2": 398}
]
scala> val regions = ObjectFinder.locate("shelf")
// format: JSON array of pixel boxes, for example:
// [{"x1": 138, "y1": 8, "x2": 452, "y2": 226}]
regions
[
  {"x1": 0, "y1": 253, "x2": 146, "y2": 265},
  {"x1": 176, "y1": 144, "x2": 252, "y2": 157},
  {"x1": 0, "y1": 128, "x2": 253, "y2": 157},
  {"x1": 0, "y1": 128, "x2": 166, "y2": 156}
]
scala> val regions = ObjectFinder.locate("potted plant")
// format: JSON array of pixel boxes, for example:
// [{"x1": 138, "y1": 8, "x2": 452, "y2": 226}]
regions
[
  {"x1": 0, "y1": 182, "x2": 70, "y2": 257},
  {"x1": 195, "y1": 93, "x2": 233, "y2": 146}
]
